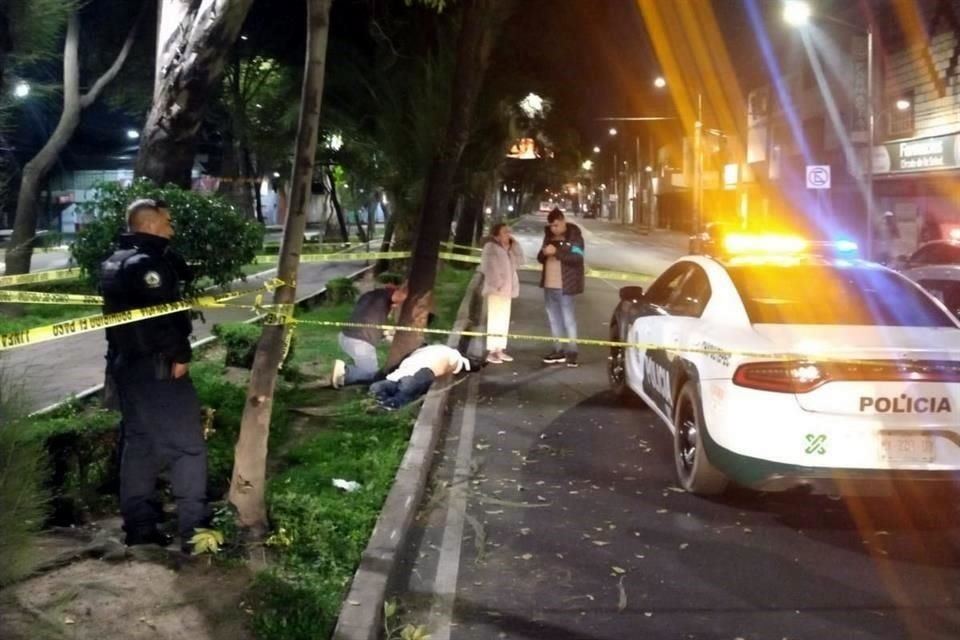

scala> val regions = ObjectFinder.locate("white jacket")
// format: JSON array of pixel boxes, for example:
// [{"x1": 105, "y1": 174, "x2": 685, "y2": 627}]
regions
[
  {"x1": 386, "y1": 344, "x2": 471, "y2": 382},
  {"x1": 480, "y1": 239, "x2": 524, "y2": 298}
]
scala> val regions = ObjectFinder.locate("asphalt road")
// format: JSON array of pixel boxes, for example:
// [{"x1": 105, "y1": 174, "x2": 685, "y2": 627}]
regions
[
  {"x1": 392, "y1": 217, "x2": 960, "y2": 640},
  {"x1": 0, "y1": 247, "x2": 74, "y2": 274}
]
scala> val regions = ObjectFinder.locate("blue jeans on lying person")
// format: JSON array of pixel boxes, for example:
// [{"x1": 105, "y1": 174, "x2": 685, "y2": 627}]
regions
[{"x1": 370, "y1": 368, "x2": 436, "y2": 409}]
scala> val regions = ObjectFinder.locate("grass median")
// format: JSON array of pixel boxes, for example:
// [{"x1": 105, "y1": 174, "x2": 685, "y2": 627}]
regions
[
  {"x1": 5, "y1": 265, "x2": 474, "y2": 640},
  {"x1": 251, "y1": 265, "x2": 473, "y2": 639}
]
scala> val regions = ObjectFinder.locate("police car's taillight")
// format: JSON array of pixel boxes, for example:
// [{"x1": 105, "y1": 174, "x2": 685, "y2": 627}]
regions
[{"x1": 733, "y1": 361, "x2": 825, "y2": 393}]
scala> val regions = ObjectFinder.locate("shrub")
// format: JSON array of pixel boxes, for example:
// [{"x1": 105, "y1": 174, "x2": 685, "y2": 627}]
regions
[
  {"x1": 325, "y1": 277, "x2": 358, "y2": 305},
  {"x1": 376, "y1": 271, "x2": 404, "y2": 286},
  {"x1": 72, "y1": 179, "x2": 264, "y2": 296},
  {"x1": 0, "y1": 363, "x2": 49, "y2": 586},
  {"x1": 213, "y1": 322, "x2": 263, "y2": 368},
  {"x1": 190, "y1": 362, "x2": 291, "y2": 496},
  {"x1": 212, "y1": 322, "x2": 297, "y2": 370}
]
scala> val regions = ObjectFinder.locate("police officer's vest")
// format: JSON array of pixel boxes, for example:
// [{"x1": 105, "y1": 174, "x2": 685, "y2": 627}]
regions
[{"x1": 100, "y1": 248, "x2": 160, "y2": 359}]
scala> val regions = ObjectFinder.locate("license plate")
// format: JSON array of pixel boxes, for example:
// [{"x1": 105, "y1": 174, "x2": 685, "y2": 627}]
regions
[{"x1": 880, "y1": 434, "x2": 935, "y2": 464}]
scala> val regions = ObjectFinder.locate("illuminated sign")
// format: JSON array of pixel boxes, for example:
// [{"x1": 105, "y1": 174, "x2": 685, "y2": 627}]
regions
[
  {"x1": 506, "y1": 138, "x2": 539, "y2": 160},
  {"x1": 873, "y1": 133, "x2": 960, "y2": 174}
]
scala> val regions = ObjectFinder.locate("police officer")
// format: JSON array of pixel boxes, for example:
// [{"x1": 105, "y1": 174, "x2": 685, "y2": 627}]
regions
[{"x1": 100, "y1": 198, "x2": 207, "y2": 551}]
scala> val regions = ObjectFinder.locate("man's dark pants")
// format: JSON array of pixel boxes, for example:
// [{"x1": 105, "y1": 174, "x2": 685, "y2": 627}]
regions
[
  {"x1": 371, "y1": 368, "x2": 436, "y2": 408},
  {"x1": 115, "y1": 359, "x2": 208, "y2": 541}
]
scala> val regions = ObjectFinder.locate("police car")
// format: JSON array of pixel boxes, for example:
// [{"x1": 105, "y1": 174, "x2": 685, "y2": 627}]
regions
[{"x1": 608, "y1": 233, "x2": 960, "y2": 495}]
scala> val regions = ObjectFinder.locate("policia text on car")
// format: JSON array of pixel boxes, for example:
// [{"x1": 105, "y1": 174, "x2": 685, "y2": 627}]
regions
[{"x1": 100, "y1": 198, "x2": 209, "y2": 552}]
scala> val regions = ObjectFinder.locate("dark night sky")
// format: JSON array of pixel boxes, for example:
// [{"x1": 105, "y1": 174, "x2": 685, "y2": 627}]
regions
[{"x1": 9, "y1": 0, "x2": 789, "y2": 167}]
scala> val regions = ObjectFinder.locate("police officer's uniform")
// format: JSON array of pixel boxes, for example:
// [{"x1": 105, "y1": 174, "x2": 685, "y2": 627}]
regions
[{"x1": 100, "y1": 231, "x2": 208, "y2": 547}]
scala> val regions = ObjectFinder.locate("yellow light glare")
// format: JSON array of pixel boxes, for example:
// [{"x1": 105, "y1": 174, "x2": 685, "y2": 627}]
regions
[{"x1": 722, "y1": 233, "x2": 808, "y2": 255}]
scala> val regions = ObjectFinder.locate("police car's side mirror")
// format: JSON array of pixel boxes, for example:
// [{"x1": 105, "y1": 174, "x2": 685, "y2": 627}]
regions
[{"x1": 619, "y1": 286, "x2": 644, "y2": 302}]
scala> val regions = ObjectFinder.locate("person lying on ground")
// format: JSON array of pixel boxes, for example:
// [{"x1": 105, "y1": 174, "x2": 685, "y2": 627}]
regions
[{"x1": 370, "y1": 344, "x2": 481, "y2": 410}]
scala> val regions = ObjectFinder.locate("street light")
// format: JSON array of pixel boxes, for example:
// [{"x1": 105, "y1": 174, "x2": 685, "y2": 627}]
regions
[
  {"x1": 651, "y1": 76, "x2": 706, "y2": 233},
  {"x1": 782, "y1": 0, "x2": 812, "y2": 26},
  {"x1": 609, "y1": 128, "x2": 618, "y2": 136},
  {"x1": 13, "y1": 82, "x2": 29, "y2": 98},
  {"x1": 783, "y1": 0, "x2": 875, "y2": 259},
  {"x1": 582, "y1": 159, "x2": 594, "y2": 171},
  {"x1": 126, "y1": 129, "x2": 139, "y2": 140},
  {"x1": 593, "y1": 146, "x2": 601, "y2": 154}
]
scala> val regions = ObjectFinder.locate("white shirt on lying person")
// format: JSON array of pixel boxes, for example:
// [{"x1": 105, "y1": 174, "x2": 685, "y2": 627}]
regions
[{"x1": 385, "y1": 344, "x2": 471, "y2": 382}]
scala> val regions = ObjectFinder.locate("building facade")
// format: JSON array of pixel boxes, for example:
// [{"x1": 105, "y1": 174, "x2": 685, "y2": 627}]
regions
[{"x1": 745, "y1": 0, "x2": 960, "y2": 257}]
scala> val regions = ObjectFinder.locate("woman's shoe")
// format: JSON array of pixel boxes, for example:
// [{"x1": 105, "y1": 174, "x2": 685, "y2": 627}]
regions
[
  {"x1": 497, "y1": 351, "x2": 514, "y2": 362},
  {"x1": 486, "y1": 352, "x2": 504, "y2": 364}
]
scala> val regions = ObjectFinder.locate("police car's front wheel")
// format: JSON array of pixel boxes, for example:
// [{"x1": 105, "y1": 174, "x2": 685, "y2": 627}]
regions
[
  {"x1": 608, "y1": 343, "x2": 629, "y2": 397},
  {"x1": 673, "y1": 381, "x2": 728, "y2": 496}
]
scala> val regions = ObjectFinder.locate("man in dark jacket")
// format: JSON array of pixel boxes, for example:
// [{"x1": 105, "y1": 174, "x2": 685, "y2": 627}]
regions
[
  {"x1": 331, "y1": 284, "x2": 408, "y2": 387},
  {"x1": 99, "y1": 199, "x2": 207, "y2": 552},
  {"x1": 537, "y1": 208, "x2": 585, "y2": 367}
]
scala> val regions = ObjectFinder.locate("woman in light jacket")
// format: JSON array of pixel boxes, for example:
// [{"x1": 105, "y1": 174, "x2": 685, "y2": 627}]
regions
[{"x1": 479, "y1": 222, "x2": 524, "y2": 364}]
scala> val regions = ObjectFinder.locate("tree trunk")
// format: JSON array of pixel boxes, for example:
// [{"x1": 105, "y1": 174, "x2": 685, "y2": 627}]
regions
[
  {"x1": 135, "y1": 0, "x2": 254, "y2": 188},
  {"x1": 223, "y1": 54, "x2": 255, "y2": 219},
  {"x1": 374, "y1": 202, "x2": 396, "y2": 274},
  {"x1": 228, "y1": 0, "x2": 333, "y2": 536},
  {"x1": 474, "y1": 198, "x2": 486, "y2": 244},
  {"x1": 246, "y1": 148, "x2": 264, "y2": 223},
  {"x1": 453, "y1": 190, "x2": 482, "y2": 250},
  {"x1": 366, "y1": 191, "x2": 379, "y2": 240},
  {"x1": 328, "y1": 168, "x2": 362, "y2": 242},
  {"x1": 5, "y1": 6, "x2": 142, "y2": 276},
  {"x1": 387, "y1": 0, "x2": 509, "y2": 366}
]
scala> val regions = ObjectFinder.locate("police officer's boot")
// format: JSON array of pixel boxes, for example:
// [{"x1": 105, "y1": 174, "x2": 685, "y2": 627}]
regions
[{"x1": 125, "y1": 527, "x2": 174, "y2": 548}]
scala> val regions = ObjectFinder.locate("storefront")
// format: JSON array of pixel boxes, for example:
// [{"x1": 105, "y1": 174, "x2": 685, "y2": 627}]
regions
[{"x1": 873, "y1": 132, "x2": 960, "y2": 257}]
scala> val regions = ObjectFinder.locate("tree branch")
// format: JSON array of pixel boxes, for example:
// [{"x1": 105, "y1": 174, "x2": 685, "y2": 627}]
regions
[{"x1": 80, "y1": 0, "x2": 148, "y2": 109}]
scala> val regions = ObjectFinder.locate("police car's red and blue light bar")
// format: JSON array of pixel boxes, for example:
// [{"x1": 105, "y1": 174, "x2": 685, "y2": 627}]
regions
[{"x1": 721, "y1": 233, "x2": 858, "y2": 257}]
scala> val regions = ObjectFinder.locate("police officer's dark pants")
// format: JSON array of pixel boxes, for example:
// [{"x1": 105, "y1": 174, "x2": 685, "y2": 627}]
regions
[
  {"x1": 371, "y1": 368, "x2": 436, "y2": 408},
  {"x1": 116, "y1": 361, "x2": 208, "y2": 541}
]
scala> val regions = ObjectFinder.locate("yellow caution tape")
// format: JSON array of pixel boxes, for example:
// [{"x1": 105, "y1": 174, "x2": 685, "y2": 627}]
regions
[
  {"x1": 0, "y1": 290, "x2": 103, "y2": 305},
  {"x1": 0, "y1": 288, "x2": 269, "y2": 352},
  {"x1": 282, "y1": 318, "x2": 760, "y2": 357},
  {"x1": 0, "y1": 268, "x2": 83, "y2": 289},
  {"x1": 281, "y1": 318, "x2": 916, "y2": 364},
  {"x1": 441, "y1": 241, "x2": 482, "y2": 252},
  {"x1": 252, "y1": 250, "x2": 412, "y2": 264},
  {"x1": 0, "y1": 277, "x2": 289, "y2": 308}
]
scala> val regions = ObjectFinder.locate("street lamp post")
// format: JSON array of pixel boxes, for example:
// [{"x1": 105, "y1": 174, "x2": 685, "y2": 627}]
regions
[
  {"x1": 651, "y1": 77, "x2": 706, "y2": 233},
  {"x1": 784, "y1": 0, "x2": 875, "y2": 260},
  {"x1": 609, "y1": 128, "x2": 619, "y2": 221}
]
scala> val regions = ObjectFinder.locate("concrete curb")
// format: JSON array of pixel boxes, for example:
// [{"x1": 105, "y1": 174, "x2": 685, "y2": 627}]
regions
[
  {"x1": 27, "y1": 245, "x2": 377, "y2": 417},
  {"x1": 333, "y1": 270, "x2": 483, "y2": 640}
]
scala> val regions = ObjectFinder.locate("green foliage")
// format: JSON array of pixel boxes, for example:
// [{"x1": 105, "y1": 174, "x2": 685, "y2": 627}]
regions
[
  {"x1": 325, "y1": 277, "x2": 358, "y2": 305},
  {"x1": 210, "y1": 321, "x2": 297, "y2": 372},
  {"x1": 71, "y1": 179, "x2": 264, "y2": 296},
  {"x1": 376, "y1": 271, "x2": 405, "y2": 286},
  {"x1": 251, "y1": 268, "x2": 472, "y2": 638},
  {"x1": 253, "y1": 397, "x2": 417, "y2": 640},
  {"x1": 0, "y1": 363, "x2": 49, "y2": 586},
  {"x1": 189, "y1": 361, "x2": 291, "y2": 496},
  {"x1": 189, "y1": 528, "x2": 226, "y2": 555},
  {"x1": 4, "y1": 0, "x2": 74, "y2": 68},
  {"x1": 212, "y1": 322, "x2": 263, "y2": 369}
]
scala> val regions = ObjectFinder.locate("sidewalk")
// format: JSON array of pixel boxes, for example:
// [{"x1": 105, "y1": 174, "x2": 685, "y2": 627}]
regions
[
  {"x1": 7, "y1": 258, "x2": 372, "y2": 414},
  {"x1": 391, "y1": 270, "x2": 640, "y2": 639}
]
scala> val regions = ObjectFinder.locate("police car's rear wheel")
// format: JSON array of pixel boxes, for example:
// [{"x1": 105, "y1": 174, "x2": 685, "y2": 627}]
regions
[{"x1": 673, "y1": 381, "x2": 728, "y2": 496}]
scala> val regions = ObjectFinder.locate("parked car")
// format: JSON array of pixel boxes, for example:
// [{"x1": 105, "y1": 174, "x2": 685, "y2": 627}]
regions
[{"x1": 896, "y1": 240, "x2": 960, "y2": 317}]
